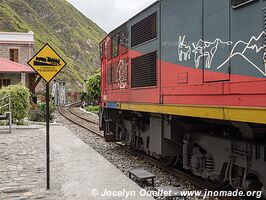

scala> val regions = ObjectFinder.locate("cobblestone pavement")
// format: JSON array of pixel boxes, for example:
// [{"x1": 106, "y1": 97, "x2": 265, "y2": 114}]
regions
[{"x1": 0, "y1": 127, "x2": 63, "y2": 200}]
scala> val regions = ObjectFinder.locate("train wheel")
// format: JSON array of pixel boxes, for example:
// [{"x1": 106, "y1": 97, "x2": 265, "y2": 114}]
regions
[
  {"x1": 244, "y1": 174, "x2": 262, "y2": 191},
  {"x1": 205, "y1": 178, "x2": 229, "y2": 189},
  {"x1": 262, "y1": 186, "x2": 266, "y2": 199}
]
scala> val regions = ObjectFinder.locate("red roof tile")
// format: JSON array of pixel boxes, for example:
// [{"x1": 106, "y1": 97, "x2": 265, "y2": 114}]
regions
[{"x1": 0, "y1": 58, "x2": 35, "y2": 73}]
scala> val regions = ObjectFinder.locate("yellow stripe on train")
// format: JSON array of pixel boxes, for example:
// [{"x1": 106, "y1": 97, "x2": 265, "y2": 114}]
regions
[{"x1": 120, "y1": 103, "x2": 266, "y2": 124}]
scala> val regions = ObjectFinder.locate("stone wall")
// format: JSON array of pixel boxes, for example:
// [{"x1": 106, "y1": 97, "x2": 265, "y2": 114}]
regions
[
  {"x1": 0, "y1": 73, "x2": 35, "y2": 92},
  {"x1": 0, "y1": 73, "x2": 21, "y2": 85},
  {"x1": 0, "y1": 43, "x2": 34, "y2": 65}
]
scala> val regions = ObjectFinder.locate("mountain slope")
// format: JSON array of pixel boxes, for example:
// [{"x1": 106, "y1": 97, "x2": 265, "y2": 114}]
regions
[{"x1": 0, "y1": 0, "x2": 106, "y2": 90}]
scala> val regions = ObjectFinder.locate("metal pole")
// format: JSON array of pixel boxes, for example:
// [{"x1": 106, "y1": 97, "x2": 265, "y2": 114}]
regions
[
  {"x1": 46, "y1": 83, "x2": 50, "y2": 190},
  {"x1": 9, "y1": 95, "x2": 12, "y2": 134},
  {"x1": 8, "y1": 95, "x2": 11, "y2": 112}
]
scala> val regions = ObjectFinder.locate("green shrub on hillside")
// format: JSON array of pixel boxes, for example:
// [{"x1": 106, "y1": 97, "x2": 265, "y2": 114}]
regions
[
  {"x1": 86, "y1": 70, "x2": 100, "y2": 105},
  {"x1": 0, "y1": 84, "x2": 31, "y2": 122}
]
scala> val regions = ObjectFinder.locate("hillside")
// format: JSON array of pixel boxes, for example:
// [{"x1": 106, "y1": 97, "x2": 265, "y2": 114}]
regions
[{"x1": 0, "y1": 0, "x2": 106, "y2": 91}]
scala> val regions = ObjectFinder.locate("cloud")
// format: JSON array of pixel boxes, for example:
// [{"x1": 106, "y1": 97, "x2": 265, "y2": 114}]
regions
[{"x1": 67, "y1": 0, "x2": 157, "y2": 32}]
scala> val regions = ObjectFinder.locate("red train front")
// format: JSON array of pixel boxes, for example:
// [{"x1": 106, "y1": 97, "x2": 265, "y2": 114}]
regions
[{"x1": 99, "y1": 0, "x2": 266, "y2": 195}]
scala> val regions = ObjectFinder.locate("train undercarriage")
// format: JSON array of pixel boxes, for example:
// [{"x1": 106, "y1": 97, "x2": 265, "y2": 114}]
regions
[{"x1": 100, "y1": 108, "x2": 266, "y2": 197}]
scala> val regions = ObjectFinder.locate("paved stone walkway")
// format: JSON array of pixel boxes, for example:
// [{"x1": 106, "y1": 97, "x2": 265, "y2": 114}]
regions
[
  {"x1": 50, "y1": 125, "x2": 154, "y2": 200},
  {"x1": 0, "y1": 127, "x2": 63, "y2": 200},
  {"x1": 0, "y1": 125, "x2": 155, "y2": 200}
]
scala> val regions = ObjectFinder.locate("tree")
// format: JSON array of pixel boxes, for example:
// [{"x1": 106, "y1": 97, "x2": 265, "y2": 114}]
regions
[{"x1": 86, "y1": 70, "x2": 100, "y2": 105}]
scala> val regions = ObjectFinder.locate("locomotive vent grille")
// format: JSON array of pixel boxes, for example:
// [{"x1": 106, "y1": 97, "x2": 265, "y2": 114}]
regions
[
  {"x1": 131, "y1": 51, "x2": 157, "y2": 88},
  {"x1": 131, "y1": 12, "x2": 157, "y2": 47}
]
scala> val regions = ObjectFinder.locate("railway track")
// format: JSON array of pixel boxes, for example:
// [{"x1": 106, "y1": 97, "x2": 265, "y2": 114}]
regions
[
  {"x1": 58, "y1": 103, "x2": 244, "y2": 200},
  {"x1": 67, "y1": 102, "x2": 99, "y2": 126},
  {"x1": 58, "y1": 102, "x2": 102, "y2": 137}
]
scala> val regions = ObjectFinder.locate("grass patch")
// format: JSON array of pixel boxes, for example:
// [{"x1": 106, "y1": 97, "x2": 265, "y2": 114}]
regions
[{"x1": 84, "y1": 105, "x2": 99, "y2": 114}]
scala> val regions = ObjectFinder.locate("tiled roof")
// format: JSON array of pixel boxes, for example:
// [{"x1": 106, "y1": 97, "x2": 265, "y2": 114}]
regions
[{"x1": 0, "y1": 58, "x2": 35, "y2": 73}]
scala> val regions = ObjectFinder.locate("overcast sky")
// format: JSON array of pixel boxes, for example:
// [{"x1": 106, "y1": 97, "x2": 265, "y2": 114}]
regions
[{"x1": 67, "y1": 0, "x2": 157, "y2": 33}]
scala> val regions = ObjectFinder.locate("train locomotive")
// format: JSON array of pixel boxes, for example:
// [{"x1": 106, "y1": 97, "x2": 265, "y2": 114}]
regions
[{"x1": 99, "y1": 0, "x2": 266, "y2": 195}]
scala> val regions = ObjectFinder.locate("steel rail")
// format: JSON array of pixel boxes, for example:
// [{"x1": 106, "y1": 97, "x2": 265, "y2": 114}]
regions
[
  {"x1": 58, "y1": 103, "x2": 102, "y2": 137},
  {"x1": 67, "y1": 103, "x2": 99, "y2": 126}
]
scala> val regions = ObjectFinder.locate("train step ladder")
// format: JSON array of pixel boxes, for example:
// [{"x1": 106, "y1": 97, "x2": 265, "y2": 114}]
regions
[
  {"x1": 128, "y1": 168, "x2": 155, "y2": 187},
  {"x1": 0, "y1": 95, "x2": 12, "y2": 134}
]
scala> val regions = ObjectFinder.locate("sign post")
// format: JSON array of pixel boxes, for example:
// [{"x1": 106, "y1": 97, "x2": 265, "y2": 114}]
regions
[
  {"x1": 46, "y1": 83, "x2": 50, "y2": 189},
  {"x1": 28, "y1": 43, "x2": 66, "y2": 190}
]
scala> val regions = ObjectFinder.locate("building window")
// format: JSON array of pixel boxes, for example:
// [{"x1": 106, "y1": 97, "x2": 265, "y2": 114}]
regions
[
  {"x1": 9, "y1": 49, "x2": 19, "y2": 63},
  {"x1": 0, "y1": 79, "x2": 11, "y2": 88}
]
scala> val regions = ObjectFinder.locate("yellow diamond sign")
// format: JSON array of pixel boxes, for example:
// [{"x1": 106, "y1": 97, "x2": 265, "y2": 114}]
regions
[{"x1": 28, "y1": 43, "x2": 66, "y2": 83}]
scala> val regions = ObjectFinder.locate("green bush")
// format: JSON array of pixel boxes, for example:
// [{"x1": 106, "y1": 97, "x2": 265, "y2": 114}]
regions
[
  {"x1": 80, "y1": 91, "x2": 87, "y2": 103},
  {"x1": 0, "y1": 84, "x2": 31, "y2": 122},
  {"x1": 86, "y1": 70, "x2": 100, "y2": 105},
  {"x1": 29, "y1": 102, "x2": 56, "y2": 122},
  {"x1": 85, "y1": 105, "x2": 99, "y2": 114}
]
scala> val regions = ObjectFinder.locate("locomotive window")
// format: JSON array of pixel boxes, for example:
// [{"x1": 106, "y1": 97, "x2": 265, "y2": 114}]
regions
[
  {"x1": 107, "y1": 65, "x2": 112, "y2": 84},
  {"x1": 112, "y1": 35, "x2": 118, "y2": 58},
  {"x1": 119, "y1": 29, "x2": 129, "y2": 54},
  {"x1": 131, "y1": 12, "x2": 157, "y2": 47},
  {"x1": 232, "y1": 0, "x2": 257, "y2": 8},
  {"x1": 119, "y1": 29, "x2": 128, "y2": 48},
  {"x1": 107, "y1": 39, "x2": 112, "y2": 60},
  {"x1": 101, "y1": 42, "x2": 106, "y2": 58},
  {"x1": 112, "y1": 62, "x2": 118, "y2": 83},
  {"x1": 104, "y1": 41, "x2": 108, "y2": 58},
  {"x1": 99, "y1": 44, "x2": 103, "y2": 58}
]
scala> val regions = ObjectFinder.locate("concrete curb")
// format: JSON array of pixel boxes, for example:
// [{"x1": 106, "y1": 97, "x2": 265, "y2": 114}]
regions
[
  {"x1": 0, "y1": 122, "x2": 62, "y2": 131},
  {"x1": 0, "y1": 125, "x2": 43, "y2": 130},
  {"x1": 26, "y1": 121, "x2": 63, "y2": 126}
]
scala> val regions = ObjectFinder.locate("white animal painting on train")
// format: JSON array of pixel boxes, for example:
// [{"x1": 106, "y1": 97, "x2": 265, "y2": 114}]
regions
[{"x1": 177, "y1": 31, "x2": 266, "y2": 76}]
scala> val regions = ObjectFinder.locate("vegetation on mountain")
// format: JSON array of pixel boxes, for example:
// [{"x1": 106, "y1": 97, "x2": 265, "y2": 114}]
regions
[{"x1": 0, "y1": 0, "x2": 106, "y2": 91}]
